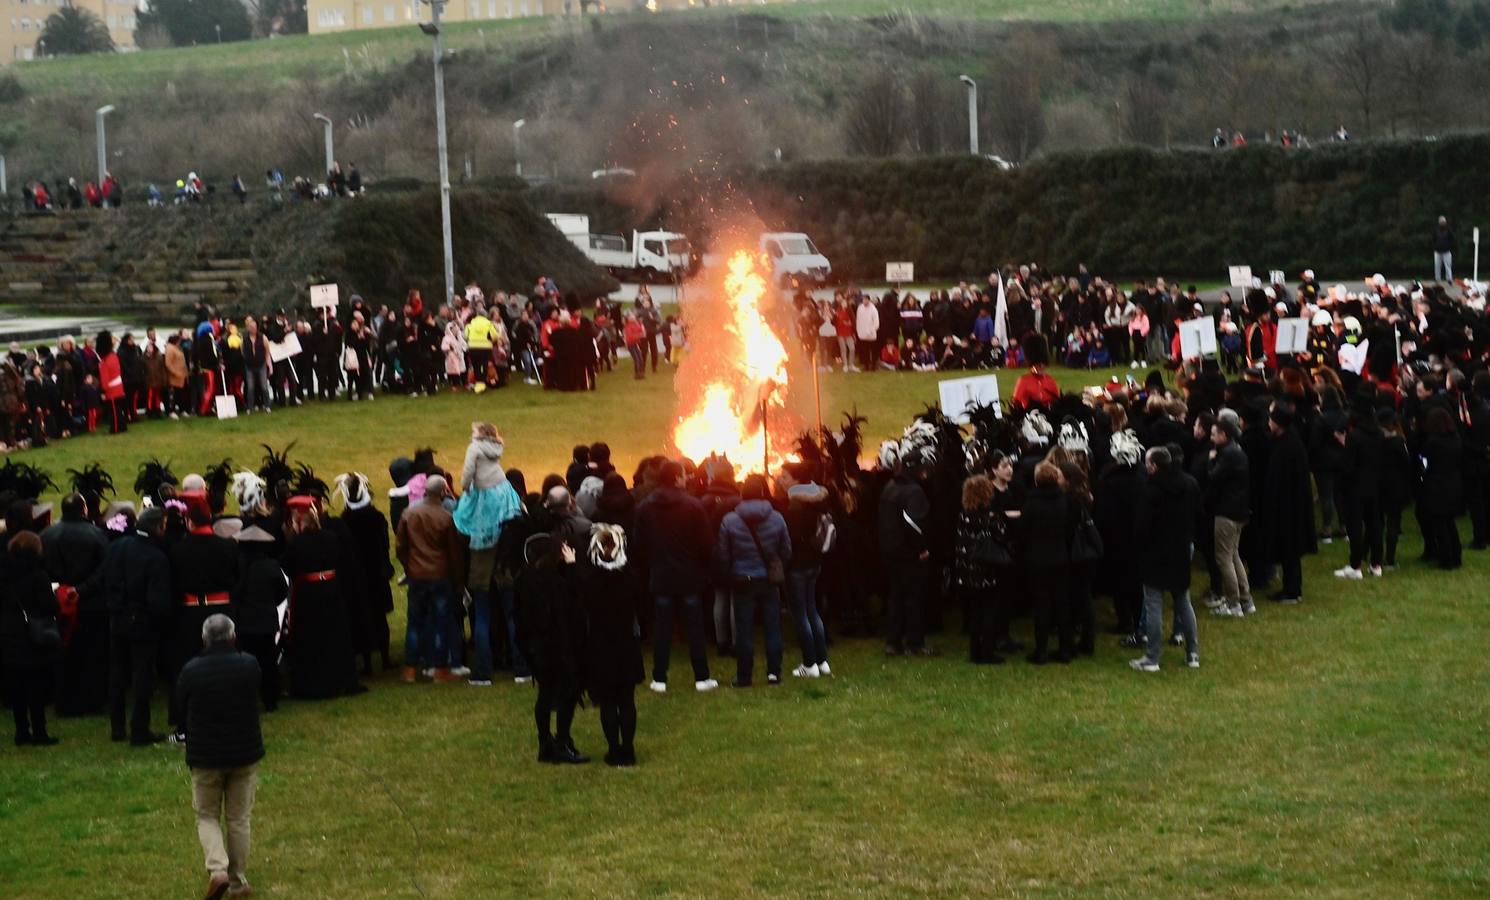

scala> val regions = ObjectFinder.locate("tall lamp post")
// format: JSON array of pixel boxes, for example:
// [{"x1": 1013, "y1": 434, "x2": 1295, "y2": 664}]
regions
[
  {"x1": 313, "y1": 113, "x2": 335, "y2": 176},
  {"x1": 958, "y1": 75, "x2": 978, "y2": 156},
  {"x1": 420, "y1": 3, "x2": 455, "y2": 305},
  {"x1": 513, "y1": 118, "x2": 525, "y2": 178},
  {"x1": 95, "y1": 104, "x2": 115, "y2": 187}
]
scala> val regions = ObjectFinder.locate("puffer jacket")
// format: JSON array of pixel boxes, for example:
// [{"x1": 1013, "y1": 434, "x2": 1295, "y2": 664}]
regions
[
  {"x1": 460, "y1": 438, "x2": 505, "y2": 492},
  {"x1": 715, "y1": 499, "x2": 792, "y2": 581}
]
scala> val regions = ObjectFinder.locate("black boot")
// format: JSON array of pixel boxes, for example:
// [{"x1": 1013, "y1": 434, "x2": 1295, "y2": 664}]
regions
[
  {"x1": 618, "y1": 745, "x2": 637, "y2": 767},
  {"x1": 537, "y1": 735, "x2": 559, "y2": 764},
  {"x1": 604, "y1": 745, "x2": 622, "y2": 767},
  {"x1": 554, "y1": 738, "x2": 590, "y2": 765}
]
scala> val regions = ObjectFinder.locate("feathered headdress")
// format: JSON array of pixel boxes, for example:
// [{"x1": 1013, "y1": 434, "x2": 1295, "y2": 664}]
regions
[
  {"x1": 133, "y1": 458, "x2": 178, "y2": 507},
  {"x1": 877, "y1": 439, "x2": 902, "y2": 471},
  {"x1": 67, "y1": 463, "x2": 115, "y2": 510},
  {"x1": 333, "y1": 472, "x2": 372, "y2": 510},
  {"x1": 258, "y1": 442, "x2": 297, "y2": 491},
  {"x1": 589, "y1": 522, "x2": 627, "y2": 570},
  {"x1": 231, "y1": 471, "x2": 268, "y2": 515},
  {"x1": 0, "y1": 459, "x2": 57, "y2": 501},
  {"x1": 293, "y1": 463, "x2": 329, "y2": 502},
  {"x1": 1018, "y1": 409, "x2": 1052, "y2": 448},
  {"x1": 1110, "y1": 429, "x2": 1143, "y2": 468},
  {"x1": 204, "y1": 459, "x2": 234, "y2": 510},
  {"x1": 836, "y1": 409, "x2": 868, "y2": 472},
  {"x1": 1057, "y1": 417, "x2": 1090, "y2": 455}
]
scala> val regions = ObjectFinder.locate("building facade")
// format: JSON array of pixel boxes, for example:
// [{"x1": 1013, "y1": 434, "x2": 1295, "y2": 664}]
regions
[
  {"x1": 3, "y1": 0, "x2": 139, "y2": 64},
  {"x1": 306, "y1": 0, "x2": 796, "y2": 35}
]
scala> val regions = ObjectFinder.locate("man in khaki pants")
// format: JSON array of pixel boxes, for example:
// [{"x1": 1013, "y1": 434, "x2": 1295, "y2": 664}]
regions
[{"x1": 177, "y1": 614, "x2": 264, "y2": 899}]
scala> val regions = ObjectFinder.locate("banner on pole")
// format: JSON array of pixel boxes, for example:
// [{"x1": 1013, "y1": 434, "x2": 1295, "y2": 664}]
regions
[
  {"x1": 938, "y1": 375, "x2": 1001, "y2": 424},
  {"x1": 310, "y1": 283, "x2": 339, "y2": 309}
]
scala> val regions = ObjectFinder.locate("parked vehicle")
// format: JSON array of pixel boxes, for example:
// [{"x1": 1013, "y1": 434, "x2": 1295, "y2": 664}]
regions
[
  {"x1": 546, "y1": 213, "x2": 694, "y2": 281},
  {"x1": 759, "y1": 232, "x2": 832, "y2": 286}
]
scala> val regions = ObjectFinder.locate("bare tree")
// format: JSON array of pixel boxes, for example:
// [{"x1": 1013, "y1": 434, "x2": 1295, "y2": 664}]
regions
[
  {"x1": 1325, "y1": 19, "x2": 1386, "y2": 137},
  {"x1": 906, "y1": 68, "x2": 955, "y2": 156},
  {"x1": 989, "y1": 65, "x2": 1047, "y2": 162},
  {"x1": 842, "y1": 67, "x2": 907, "y2": 157},
  {"x1": 1120, "y1": 73, "x2": 1171, "y2": 147}
]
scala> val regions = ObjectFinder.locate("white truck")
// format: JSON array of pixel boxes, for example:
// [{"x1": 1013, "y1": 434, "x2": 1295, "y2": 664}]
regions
[
  {"x1": 760, "y1": 231, "x2": 832, "y2": 287},
  {"x1": 546, "y1": 213, "x2": 694, "y2": 281}
]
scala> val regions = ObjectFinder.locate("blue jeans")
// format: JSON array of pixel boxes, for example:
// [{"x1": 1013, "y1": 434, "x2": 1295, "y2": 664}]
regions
[
  {"x1": 651, "y1": 593, "x2": 710, "y2": 684},
  {"x1": 498, "y1": 584, "x2": 529, "y2": 677},
  {"x1": 470, "y1": 589, "x2": 493, "y2": 680},
  {"x1": 786, "y1": 567, "x2": 827, "y2": 667},
  {"x1": 1142, "y1": 584, "x2": 1197, "y2": 665},
  {"x1": 405, "y1": 578, "x2": 452, "y2": 669},
  {"x1": 733, "y1": 580, "x2": 783, "y2": 684}
]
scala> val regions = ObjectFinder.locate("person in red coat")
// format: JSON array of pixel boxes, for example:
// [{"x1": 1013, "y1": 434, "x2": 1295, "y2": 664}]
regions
[
  {"x1": 96, "y1": 331, "x2": 127, "y2": 434},
  {"x1": 1011, "y1": 334, "x2": 1059, "y2": 411}
]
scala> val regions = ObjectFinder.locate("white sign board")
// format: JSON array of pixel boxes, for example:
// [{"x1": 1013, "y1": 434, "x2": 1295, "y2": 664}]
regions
[
  {"x1": 938, "y1": 375, "x2": 1001, "y2": 424},
  {"x1": 1228, "y1": 266, "x2": 1253, "y2": 289},
  {"x1": 214, "y1": 395, "x2": 239, "y2": 420},
  {"x1": 1178, "y1": 316, "x2": 1218, "y2": 359},
  {"x1": 310, "y1": 283, "x2": 339, "y2": 309},
  {"x1": 1275, "y1": 317, "x2": 1310, "y2": 355},
  {"x1": 1269, "y1": 270, "x2": 1285, "y2": 286},
  {"x1": 885, "y1": 262, "x2": 915, "y2": 284},
  {"x1": 268, "y1": 332, "x2": 302, "y2": 363}
]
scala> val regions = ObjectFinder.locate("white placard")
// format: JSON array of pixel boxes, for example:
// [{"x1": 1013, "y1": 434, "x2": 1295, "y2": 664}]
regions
[
  {"x1": 214, "y1": 395, "x2": 239, "y2": 420},
  {"x1": 937, "y1": 375, "x2": 1001, "y2": 424},
  {"x1": 310, "y1": 283, "x2": 339, "y2": 309},
  {"x1": 268, "y1": 332, "x2": 302, "y2": 363},
  {"x1": 1275, "y1": 317, "x2": 1310, "y2": 355},
  {"x1": 1269, "y1": 270, "x2": 1285, "y2": 285},
  {"x1": 1228, "y1": 265, "x2": 1253, "y2": 288},
  {"x1": 885, "y1": 262, "x2": 915, "y2": 283},
  {"x1": 1178, "y1": 316, "x2": 1218, "y2": 359}
]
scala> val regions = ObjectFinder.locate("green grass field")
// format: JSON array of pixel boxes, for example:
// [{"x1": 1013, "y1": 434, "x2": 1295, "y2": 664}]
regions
[{"x1": 1, "y1": 362, "x2": 1487, "y2": 897}]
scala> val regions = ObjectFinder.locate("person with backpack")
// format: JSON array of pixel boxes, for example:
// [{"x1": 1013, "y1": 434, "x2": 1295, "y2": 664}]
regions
[
  {"x1": 2, "y1": 530, "x2": 62, "y2": 746},
  {"x1": 783, "y1": 473, "x2": 833, "y2": 678},
  {"x1": 714, "y1": 474, "x2": 791, "y2": 687}
]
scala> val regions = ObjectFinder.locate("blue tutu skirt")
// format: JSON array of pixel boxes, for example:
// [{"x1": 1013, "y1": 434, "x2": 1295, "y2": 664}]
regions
[{"x1": 454, "y1": 481, "x2": 523, "y2": 550}]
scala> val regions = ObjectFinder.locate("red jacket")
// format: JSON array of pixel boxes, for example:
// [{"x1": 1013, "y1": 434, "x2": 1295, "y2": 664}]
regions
[
  {"x1": 623, "y1": 319, "x2": 646, "y2": 345},
  {"x1": 1011, "y1": 369, "x2": 1060, "y2": 410},
  {"x1": 98, "y1": 353, "x2": 125, "y2": 401}
]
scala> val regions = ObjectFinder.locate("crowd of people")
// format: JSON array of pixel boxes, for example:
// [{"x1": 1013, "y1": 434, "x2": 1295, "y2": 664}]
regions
[
  {"x1": 0, "y1": 281, "x2": 685, "y2": 452},
  {"x1": 18, "y1": 161, "x2": 368, "y2": 212}
]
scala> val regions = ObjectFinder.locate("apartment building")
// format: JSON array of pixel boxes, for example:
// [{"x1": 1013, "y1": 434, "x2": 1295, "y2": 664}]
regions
[
  {"x1": 3, "y1": 0, "x2": 139, "y2": 63},
  {"x1": 307, "y1": 0, "x2": 795, "y2": 35}
]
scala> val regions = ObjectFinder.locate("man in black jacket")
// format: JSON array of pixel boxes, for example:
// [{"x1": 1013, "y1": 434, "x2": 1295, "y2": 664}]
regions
[
  {"x1": 1206, "y1": 417, "x2": 1253, "y2": 618},
  {"x1": 1262, "y1": 403, "x2": 1314, "y2": 604},
  {"x1": 179, "y1": 614, "x2": 263, "y2": 900},
  {"x1": 42, "y1": 493, "x2": 111, "y2": 715},
  {"x1": 105, "y1": 508, "x2": 173, "y2": 745},
  {"x1": 633, "y1": 461, "x2": 718, "y2": 693},
  {"x1": 1131, "y1": 446, "x2": 1203, "y2": 672},
  {"x1": 169, "y1": 493, "x2": 241, "y2": 737},
  {"x1": 878, "y1": 459, "x2": 933, "y2": 656}
]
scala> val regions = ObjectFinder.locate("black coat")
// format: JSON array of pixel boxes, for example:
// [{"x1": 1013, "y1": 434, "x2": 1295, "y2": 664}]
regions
[
  {"x1": 515, "y1": 565, "x2": 585, "y2": 688},
  {"x1": 579, "y1": 563, "x2": 645, "y2": 701},
  {"x1": 281, "y1": 529, "x2": 361, "y2": 699},
  {"x1": 233, "y1": 548, "x2": 287, "y2": 638},
  {"x1": 40, "y1": 519, "x2": 109, "y2": 612},
  {"x1": 1379, "y1": 434, "x2": 1415, "y2": 511},
  {"x1": 1260, "y1": 428, "x2": 1315, "y2": 561},
  {"x1": 0, "y1": 547, "x2": 61, "y2": 669},
  {"x1": 1205, "y1": 442, "x2": 1251, "y2": 522},
  {"x1": 1419, "y1": 432, "x2": 1463, "y2": 516},
  {"x1": 176, "y1": 644, "x2": 264, "y2": 770},
  {"x1": 103, "y1": 532, "x2": 173, "y2": 642},
  {"x1": 634, "y1": 487, "x2": 712, "y2": 596},
  {"x1": 878, "y1": 475, "x2": 931, "y2": 564},
  {"x1": 1340, "y1": 421, "x2": 1384, "y2": 511},
  {"x1": 1094, "y1": 464, "x2": 1145, "y2": 561},
  {"x1": 1019, "y1": 484, "x2": 1078, "y2": 570},
  {"x1": 1134, "y1": 465, "x2": 1203, "y2": 593}
]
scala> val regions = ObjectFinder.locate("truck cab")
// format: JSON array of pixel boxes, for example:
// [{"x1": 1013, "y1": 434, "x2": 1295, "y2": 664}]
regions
[{"x1": 760, "y1": 232, "x2": 831, "y2": 287}]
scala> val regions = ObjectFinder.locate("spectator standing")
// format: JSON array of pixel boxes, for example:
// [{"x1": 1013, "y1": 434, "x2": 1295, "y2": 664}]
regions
[
  {"x1": 855, "y1": 294, "x2": 880, "y2": 372},
  {"x1": 715, "y1": 474, "x2": 791, "y2": 687},
  {"x1": 396, "y1": 475, "x2": 465, "y2": 682},
  {"x1": 2, "y1": 531, "x2": 61, "y2": 746},
  {"x1": 1131, "y1": 447, "x2": 1203, "y2": 672},
  {"x1": 103, "y1": 507, "x2": 172, "y2": 744},
  {"x1": 1432, "y1": 216, "x2": 1455, "y2": 282},
  {"x1": 1206, "y1": 416, "x2": 1253, "y2": 617},
  {"x1": 633, "y1": 461, "x2": 718, "y2": 693}
]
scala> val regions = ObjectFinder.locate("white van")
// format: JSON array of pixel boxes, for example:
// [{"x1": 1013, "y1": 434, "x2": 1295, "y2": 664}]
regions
[{"x1": 759, "y1": 232, "x2": 832, "y2": 286}]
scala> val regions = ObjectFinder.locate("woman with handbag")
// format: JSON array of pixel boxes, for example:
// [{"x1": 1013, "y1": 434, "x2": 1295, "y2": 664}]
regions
[
  {"x1": 1, "y1": 530, "x2": 62, "y2": 746},
  {"x1": 714, "y1": 475, "x2": 792, "y2": 688},
  {"x1": 955, "y1": 475, "x2": 1007, "y2": 665}
]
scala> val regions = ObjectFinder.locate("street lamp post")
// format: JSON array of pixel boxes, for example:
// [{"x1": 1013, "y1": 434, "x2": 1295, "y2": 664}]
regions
[
  {"x1": 420, "y1": 3, "x2": 455, "y2": 305},
  {"x1": 0, "y1": 155, "x2": 7, "y2": 196},
  {"x1": 958, "y1": 75, "x2": 978, "y2": 156},
  {"x1": 95, "y1": 104, "x2": 115, "y2": 187},
  {"x1": 313, "y1": 113, "x2": 335, "y2": 177},
  {"x1": 513, "y1": 118, "x2": 525, "y2": 178},
  {"x1": 215, "y1": 24, "x2": 222, "y2": 43}
]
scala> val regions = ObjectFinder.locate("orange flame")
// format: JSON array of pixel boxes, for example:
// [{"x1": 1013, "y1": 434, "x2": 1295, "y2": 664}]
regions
[{"x1": 672, "y1": 250, "x2": 793, "y2": 473}]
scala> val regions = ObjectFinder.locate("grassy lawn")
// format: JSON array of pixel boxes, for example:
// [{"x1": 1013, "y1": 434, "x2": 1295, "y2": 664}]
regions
[{"x1": 1, "y1": 362, "x2": 1487, "y2": 897}]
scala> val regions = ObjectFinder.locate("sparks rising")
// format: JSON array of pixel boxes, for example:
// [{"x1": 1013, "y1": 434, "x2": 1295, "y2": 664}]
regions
[{"x1": 672, "y1": 250, "x2": 792, "y2": 473}]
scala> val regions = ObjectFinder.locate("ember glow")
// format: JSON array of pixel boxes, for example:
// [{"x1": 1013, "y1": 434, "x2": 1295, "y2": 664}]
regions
[{"x1": 672, "y1": 249, "x2": 794, "y2": 472}]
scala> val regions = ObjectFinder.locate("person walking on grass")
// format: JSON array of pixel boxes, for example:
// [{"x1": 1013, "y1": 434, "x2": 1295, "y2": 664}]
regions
[
  {"x1": 1131, "y1": 446, "x2": 1203, "y2": 673},
  {"x1": 1206, "y1": 415, "x2": 1253, "y2": 618},
  {"x1": 178, "y1": 614, "x2": 263, "y2": 900},
  {"x1": 2, "y1": 530, "x2": 61, "y2": 747}
]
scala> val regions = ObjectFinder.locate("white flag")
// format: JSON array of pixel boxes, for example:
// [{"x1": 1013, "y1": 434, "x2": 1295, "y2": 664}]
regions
[{"x1": 993, "y1": 273, "x2": 1009, "y2": 346}]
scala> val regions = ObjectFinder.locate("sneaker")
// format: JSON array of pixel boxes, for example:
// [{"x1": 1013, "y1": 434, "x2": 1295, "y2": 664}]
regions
[
  {"x1": 449, "y1": 666, "x2": 471, "y2": 677},
  {"x1": 1274, "y1": 595, "x2": 1302, "y2": 605},
  {"x1": 1333, "y1": 566, "x2": 1363, "y2": 581},
  {"x1": 469, "y1": 679, "x2": 493, "y2": 687},
  {"x1": 766, "y1": 674, "x2": 781, "y2": 686},
  {"x1": 1201, "y1": 593, "x2": 1224, "y2": 610},
  {"x1": 1128, "y1": 658, "x2": 1160, "y2": 673},
  {"x1": 1120, "y1": 633, "x2": 1145, "y2": 649},
  {"x1": 817, "y1": 661, "x2": 832, "y2": 676},
  {"x1": 1186, "y1": 653, "x2": 1200, "y2": 669},
  {"x1": 421, "y1": 667, "x2": 434, "y2": 678},
  {"x1": 792, "y1": 664, "x2": 820, "y2": 678},
  {"x1": 648, "y1": 680, "x2": 667, "y2": 694},
  {"x1": 1369, "y1": 565, "x2": 1383, "y2": 577},
  {"x1": 1241, "y1": 599, "x2": 1256, "y2": 615},
  {"x1": 513, "y1": 676, "x2": 532, "y2": 685},
  {"x1": 694, "y1": 679, "x2": 719, "y2": 693},
  {"x1": 1211, "y1": 604, "x2": 1242, "y2": 618},
  {"x1": 1320, "y1": 535, "x2": 1333, "y2": 545}
]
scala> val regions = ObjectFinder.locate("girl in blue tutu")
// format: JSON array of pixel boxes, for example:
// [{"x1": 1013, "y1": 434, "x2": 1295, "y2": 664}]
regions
[{"x1": 454, "y1": 421, "x2": 524, "y2": 684}]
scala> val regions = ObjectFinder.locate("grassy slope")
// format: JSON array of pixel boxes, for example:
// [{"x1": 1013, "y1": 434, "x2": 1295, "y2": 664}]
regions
[
  {"x1": 9, "y1": 0, "x2": 1363, "y2": 94},
  {"x1": 0, "y1": 363, "x2": 1487, "y2": 896}
]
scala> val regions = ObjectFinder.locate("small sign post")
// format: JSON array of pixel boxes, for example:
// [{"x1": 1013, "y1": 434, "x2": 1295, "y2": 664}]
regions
[{"x1": 885, "y1": 262, "x2": 915, "y2": 284}]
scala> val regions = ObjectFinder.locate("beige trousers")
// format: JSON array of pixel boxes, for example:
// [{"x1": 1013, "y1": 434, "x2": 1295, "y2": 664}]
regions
[{"x1": 191, "y1": 763, "x2": 258, "y2": 886}]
